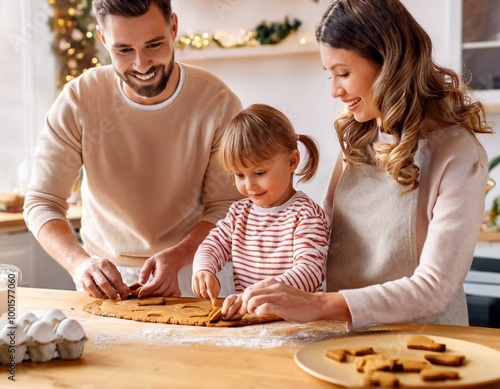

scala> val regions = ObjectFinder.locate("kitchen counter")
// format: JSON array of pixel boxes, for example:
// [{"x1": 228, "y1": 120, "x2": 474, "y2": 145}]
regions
[
  {"x1": 2, "y1": 205, "x2": 498, "y2": 242},
  {"x1": 0, "y1": 205, "x2": 81, "y2": 234},
  {"x1": 4, "y1": 287, "x2": 500, "y2": 388},
  {"x1": 478, "y1": 230, "x2": 500, "y2": 242}
]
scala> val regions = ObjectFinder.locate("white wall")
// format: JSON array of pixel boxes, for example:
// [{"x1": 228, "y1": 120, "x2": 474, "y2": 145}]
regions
[
  {"x1": 0, "y1": 0, "x2": 57, "y2": 193},
  {"x1": 0, "y1": 1, "x2": 25, "y2": 191}
]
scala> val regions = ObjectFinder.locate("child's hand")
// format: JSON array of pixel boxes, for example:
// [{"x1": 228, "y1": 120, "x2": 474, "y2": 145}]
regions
[
  {"x1": 192, "y1": 270, "x2": 220, "y2": 302},
  {"x1": 221, "y1": 294, "x2": 244, "y2": 319}
]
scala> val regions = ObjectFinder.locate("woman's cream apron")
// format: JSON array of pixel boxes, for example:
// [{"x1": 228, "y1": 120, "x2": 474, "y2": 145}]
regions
[{"x1": 327, "y1": 142, "x2": 468, "y2": 326}]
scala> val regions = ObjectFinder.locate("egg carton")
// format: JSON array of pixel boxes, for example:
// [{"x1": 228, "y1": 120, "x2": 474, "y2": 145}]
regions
[{"x1": 0, "y1": 308, "x2": 87, "y2": 364}]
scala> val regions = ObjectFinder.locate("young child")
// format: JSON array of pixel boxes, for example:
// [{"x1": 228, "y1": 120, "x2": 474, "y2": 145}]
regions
[{"x1": 192, "y1": 104, "x2": 329, "y2": 317}]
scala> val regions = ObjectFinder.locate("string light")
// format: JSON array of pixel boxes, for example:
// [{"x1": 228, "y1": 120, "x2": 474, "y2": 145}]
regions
[{"x1": 177, "y1": 32, "x2": 213, "y2": 50}]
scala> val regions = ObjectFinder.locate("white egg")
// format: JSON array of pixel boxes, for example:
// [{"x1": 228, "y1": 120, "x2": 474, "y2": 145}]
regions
[
  {"x1": 55, "y1": 318, "x2": 85, "y2": 342},
  {"x1": 0, "y1": 324, "x2": 27, "y2": 346},
  {"x1": 27, "y1": 321, "x2": 56, "y2": 344},
  {"x1": 15, "y1": 311, "x2": 39, "y2": 330},
  {"x1": 41, "y1": 308, "x2": 66, "y2": 328}
]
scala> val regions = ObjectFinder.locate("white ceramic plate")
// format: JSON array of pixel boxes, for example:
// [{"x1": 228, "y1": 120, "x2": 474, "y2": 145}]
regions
[{"x1": 294, "y1": 333, "x2": 500, "y2": 388}]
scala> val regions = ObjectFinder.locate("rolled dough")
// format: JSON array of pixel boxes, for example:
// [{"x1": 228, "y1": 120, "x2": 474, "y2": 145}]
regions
[{"x1": 83, "y1": 296, "x2": 281, "y2": 327}]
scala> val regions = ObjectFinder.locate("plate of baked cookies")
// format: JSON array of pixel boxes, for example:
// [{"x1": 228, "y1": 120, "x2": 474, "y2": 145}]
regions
[{"x1": 294, "y1": 333, "x2": 500, "y2": 388}]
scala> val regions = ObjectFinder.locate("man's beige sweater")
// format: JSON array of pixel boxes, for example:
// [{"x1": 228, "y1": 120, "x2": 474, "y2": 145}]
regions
[{"x1": 24, "y1": 63, "x2": 243, "y2": 267}]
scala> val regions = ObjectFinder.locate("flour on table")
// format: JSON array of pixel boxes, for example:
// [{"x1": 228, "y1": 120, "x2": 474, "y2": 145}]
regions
[
  {"x1": 21, "y1": 308, "x2": 388, "y2": 350},
  {"x1": 91, "y1": 321, "x2": 350, "y2": 350}
]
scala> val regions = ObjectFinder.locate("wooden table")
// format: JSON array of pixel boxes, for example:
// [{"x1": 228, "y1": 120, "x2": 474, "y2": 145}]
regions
[{"x1": 3, "y1": 288, "x2": 500, "y2": 388}]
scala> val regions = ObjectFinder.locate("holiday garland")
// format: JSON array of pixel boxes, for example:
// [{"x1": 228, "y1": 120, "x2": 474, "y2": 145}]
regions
[
  {"x1": 179, "y1": 17, "x2": 302, "y2": 50},
  {"x1": 255, "y1": 17, "x2": 302, "y2": 45},
  {"x1": 48, "y1": 0, "x2": 103, "y2": 89}
]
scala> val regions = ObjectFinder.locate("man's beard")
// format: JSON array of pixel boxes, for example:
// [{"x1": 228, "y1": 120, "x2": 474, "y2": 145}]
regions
[{"x1": 117, "y1": 52, "x2": 175, "y2": 99}]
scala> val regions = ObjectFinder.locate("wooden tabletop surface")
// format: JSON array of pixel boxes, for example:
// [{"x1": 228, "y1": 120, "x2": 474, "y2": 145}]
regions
[{"x1": 2, "y1": 287, "x2": 500, "y2": 388}]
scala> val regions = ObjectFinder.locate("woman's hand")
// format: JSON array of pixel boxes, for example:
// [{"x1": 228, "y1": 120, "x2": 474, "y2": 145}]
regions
[
  {"x1": 221, "y1": 294, "x2": 243, "y2": 319},
  {"x1": 191, "y1": 270, "x2": 221, "y2": 302},
  {"x1": 238, "y1": 278, "x2": 352, "y2": 323}
]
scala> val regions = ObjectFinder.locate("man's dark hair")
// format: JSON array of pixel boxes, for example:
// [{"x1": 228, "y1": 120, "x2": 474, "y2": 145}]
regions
[{"x1": 93, "y1": 0, "x2": 172, "y2": 25}]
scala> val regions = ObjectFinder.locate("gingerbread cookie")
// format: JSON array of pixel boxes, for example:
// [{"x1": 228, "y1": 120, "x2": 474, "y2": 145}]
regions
[
  {"x1": 407, "y1": 335, "x2": 446, "y2": 352},
  {"x1": 424, "y1": 353, "x2": 466, "y2": 367},
  {"x1": 394, "y1": 359, "x2": 429, "y2": 372},
  {"x1": 365, "y1": 370, "x2": 399, "y2": 388},
  {"x1": 355, "y1": 354, "x2": 395, "y2": 373},
  {"x1": 325, "y1": 349, "x2": 347, "y2": 362},
  {"x1": 345, "y1": 346, "x2": 375, "y2": 356},
  {"x1": 420, "y1": 368, "x2": 460, "y2": 381}
]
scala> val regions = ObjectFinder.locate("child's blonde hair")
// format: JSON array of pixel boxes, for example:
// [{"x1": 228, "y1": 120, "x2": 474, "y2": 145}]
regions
[{"x1": 220, "y1": 104, "x2": 319, "y2": 183}]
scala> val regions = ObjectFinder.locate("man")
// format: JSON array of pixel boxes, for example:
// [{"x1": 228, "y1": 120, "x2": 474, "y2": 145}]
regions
[{"x1": 23, "y1": 0, "x2": 242, "y2": 300}]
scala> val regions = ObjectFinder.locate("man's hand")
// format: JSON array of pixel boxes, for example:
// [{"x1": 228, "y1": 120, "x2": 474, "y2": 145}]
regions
[
  {"x1": 74, "y1": 256, "x2": 129, "y2": 300},
  {"x1": 137, "y1": 221, "x2": 216, "y2": 298},
  {"x1": 137, "y1": 250, "x2": 183, "y2": 298}
]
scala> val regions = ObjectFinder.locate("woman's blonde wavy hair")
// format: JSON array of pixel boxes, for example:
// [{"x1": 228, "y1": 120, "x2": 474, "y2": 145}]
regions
[
  {"x1": 316, "y1": 0, "x2": 493, "y2": 191},
  {"x1": 220, "y1": 104, "x2": 320, "y2": 183}
]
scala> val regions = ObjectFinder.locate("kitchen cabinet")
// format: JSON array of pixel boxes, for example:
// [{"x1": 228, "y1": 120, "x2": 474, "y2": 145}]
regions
[
  {"x1": 460, "y1": 0, "x2": 500, "y2": 111},
  {"x1": 0, "y1": 231, "x2": 75, "y2": 290},
  {"x1": 474, "y1": 241, "x2": 500, "y2": 259},
  {"x1": 0, "y1": 232, "x2": 33, "y2": 287},
  {"x1": 466, "y1": 241, "x2": 500, "y2": 327},
  {"x1": 0, "y1": 206, "x2": 80, "y2": 290}
]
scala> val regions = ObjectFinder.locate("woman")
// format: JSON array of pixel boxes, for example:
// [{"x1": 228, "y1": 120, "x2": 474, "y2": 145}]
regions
[{"x1": 231, "y1": 0, "x2": 493, "y2": 330}]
